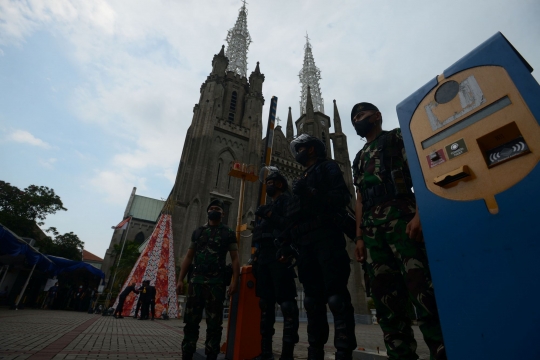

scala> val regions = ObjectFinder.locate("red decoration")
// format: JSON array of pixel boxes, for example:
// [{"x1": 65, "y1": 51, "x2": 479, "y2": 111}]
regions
[{"x1": 113, "y1": 214, "x2": 178, "y2": 318}]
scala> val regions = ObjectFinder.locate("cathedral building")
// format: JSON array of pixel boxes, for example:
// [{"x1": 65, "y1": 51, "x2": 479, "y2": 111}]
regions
[{"x1": 170, "y1": 3, "x2": 368, "y2": 315}]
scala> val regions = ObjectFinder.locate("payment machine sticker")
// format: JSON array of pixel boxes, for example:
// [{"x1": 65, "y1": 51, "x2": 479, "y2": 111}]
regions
[
  {"x1": 425, "y1": 76, "x2": 486, "y2": 131},
  {"x1": 445, "y1": 138, "x2": 468, "y2": 160},
  {"x1": 486, "y1": 136, "x2": 530, "y2": 168},
  {"x1": 426, "y1": 149, "x2": 447, "y2": 168}
]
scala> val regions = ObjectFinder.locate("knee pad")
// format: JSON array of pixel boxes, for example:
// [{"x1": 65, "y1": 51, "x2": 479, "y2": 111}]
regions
[
  {"x1": 280, "y1": 300, "x2": 298, "y2": 317},
  {"x1": 304, "y1": 297, "x2": 319, "y2": 312},
  {"x1": 327, "y1": 295, "x2": 346, "y2": 315}
]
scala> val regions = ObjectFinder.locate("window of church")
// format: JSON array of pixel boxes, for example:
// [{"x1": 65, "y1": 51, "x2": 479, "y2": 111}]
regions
[
  {"x1": 322, "y1": 131, "x2": 326, "y2": 145},
  {"x1": 134, "y1": 231, "x2": 145, "y2": 245},
  {"x1": 228, "y1": 91, "x2": 238, "y2": 122},
  {"x1": 215, "y1": 163, "x2": 221, "y2": 188}
]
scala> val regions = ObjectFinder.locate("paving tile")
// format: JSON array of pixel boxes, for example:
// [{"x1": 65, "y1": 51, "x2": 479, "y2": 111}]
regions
[{"x1": 0, "y1": 308, "x2": 431, "y2": 359}]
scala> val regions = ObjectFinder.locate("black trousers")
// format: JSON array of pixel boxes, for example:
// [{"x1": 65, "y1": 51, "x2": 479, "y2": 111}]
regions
[
  {"x1": 297, "y1": 230, "x2": 357, "y2": 354},
  {"x1": 141, "y1": 300, "x2": 155, "y2": 319},
  {"x1": 115, "y1": 297, "x2": 126, "y2": 315}
]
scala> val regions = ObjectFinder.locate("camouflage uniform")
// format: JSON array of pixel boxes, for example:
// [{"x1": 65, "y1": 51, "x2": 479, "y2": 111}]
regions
[
  {"x1": 353, "y1": 128, "x2": 446, "y2": 360},
  {"x1": 182, "y1": 223, "x2": 237, "y2": 357}
]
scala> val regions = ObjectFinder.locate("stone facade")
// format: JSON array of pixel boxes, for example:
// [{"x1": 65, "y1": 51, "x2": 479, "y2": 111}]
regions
[{"x1": 171, "y1": 46, "x2": 264, "y2": 264}]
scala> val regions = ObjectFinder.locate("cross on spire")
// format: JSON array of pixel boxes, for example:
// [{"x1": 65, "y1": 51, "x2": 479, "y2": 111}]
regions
[{"x1": 276, "y1": 116, "x2": 281, "y2": 127}]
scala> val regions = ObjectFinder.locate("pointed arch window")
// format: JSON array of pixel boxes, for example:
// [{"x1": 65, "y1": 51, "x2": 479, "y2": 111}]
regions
[
  {"x1": 322, "y1": 131, "x2": 326, "y2": 145},
  {"x1": 228, "y1": 91, "x2": 238, "y2": 122},
  {"x1": 134, "y1": 231, "x2": 145, "y2": 245}
]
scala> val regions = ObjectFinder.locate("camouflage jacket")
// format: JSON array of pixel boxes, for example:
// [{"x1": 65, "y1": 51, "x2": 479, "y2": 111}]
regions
[
  {"x1": 352, "y1": 128, "x2": 416, "y2": 227},
  {"x1": 188, "y1": 223, "x2": 237, "y2": 284}
]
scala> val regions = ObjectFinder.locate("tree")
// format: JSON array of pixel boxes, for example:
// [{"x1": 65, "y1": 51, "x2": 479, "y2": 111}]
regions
[
  {"x1": 41, "y1": 227, "x2": 85, "y2": 261},
  {"x1": 0, "y1": 181, "x2": 67, "y2": 238},
  {"x1": 108, "y1": 241, "x2": 141, "y2": 292}
]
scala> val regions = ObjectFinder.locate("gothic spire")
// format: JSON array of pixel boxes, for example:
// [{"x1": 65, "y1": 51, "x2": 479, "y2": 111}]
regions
[
  {"x1": 225, "y1": 1, "x2": 252, "y2": 78},
  {"x1": 299, "y1": 33, "x2": 324, "y2": 115},
  {"x1": 333, "y1": 99, "x2": 343, "y2": 133},
  {"x1": 286, "y1": 107, "x2": 294, "y2": 140}
]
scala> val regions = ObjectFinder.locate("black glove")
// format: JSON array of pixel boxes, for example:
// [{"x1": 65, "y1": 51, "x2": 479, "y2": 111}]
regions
[{"x1": 255, "y1": 204, "x2": 271, "y2": 217}]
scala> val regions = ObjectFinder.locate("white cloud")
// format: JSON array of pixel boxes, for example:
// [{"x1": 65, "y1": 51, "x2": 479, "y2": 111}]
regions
[
  {"x1": 90, "y1": 169, "x2": 147, "y2": 205},
  {"x1": 10, "y1": 129, "x2": 51, "y2": 148},
  {"x1": 39, "y1": 157, "x2": 57, "y2": 169}
]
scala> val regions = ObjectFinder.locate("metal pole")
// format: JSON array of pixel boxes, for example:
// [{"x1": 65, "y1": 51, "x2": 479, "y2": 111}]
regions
[
  {"x1": 236, "y1": 176, "x2": 246, "y2": 252},
  {"x1": 15, "y1": 263, "x2": 36, "y2": 309},
  {"x1": 105, "y1": 220, "x2": 131, "y2": 308},
  {"x1": 0, "y1": 265, "x2": 9, "y2": 290}
]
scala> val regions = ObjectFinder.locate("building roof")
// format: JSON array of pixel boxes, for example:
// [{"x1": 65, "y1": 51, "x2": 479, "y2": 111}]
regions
[
  {"x1": 83, "y1": 249, "x2": 103, "y2": 262},
  {"x1": 128, "y1": 195, "x2": 165, "y2": 222}
]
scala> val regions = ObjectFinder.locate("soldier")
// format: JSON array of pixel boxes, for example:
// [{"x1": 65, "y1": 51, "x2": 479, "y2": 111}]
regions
[
  {"x1": 114, "y1": 282, "x2": 138, "y2": 318},
  {"x1": 288, "y1": 134, "x2": 357, "y2": 360},
  {"x1": 252, "y1": 167, "x2": 299, "y2": 360},
  {"x1": 350, "y1": 102, "x2": 446, "y2": 360},
  {"x1": 140, "y1": 280, "x2": 156, "y2": 320},
  {"x1": 176, "y1": 199, "x2": 240, "y2": 360}
]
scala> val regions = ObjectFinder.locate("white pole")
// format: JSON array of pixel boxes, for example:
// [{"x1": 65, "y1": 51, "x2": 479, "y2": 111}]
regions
[
  {"x1": 106, "y1": 219, "x2": 131, "y2": 308},
  {"x1": 15, "y1": 263, "x2": 37, "y2": 309}
]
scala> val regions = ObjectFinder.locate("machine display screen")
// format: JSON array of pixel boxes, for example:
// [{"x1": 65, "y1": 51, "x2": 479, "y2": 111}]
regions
[{"x1": 422, "y1": 96, "x2": 512, "y2": 149}]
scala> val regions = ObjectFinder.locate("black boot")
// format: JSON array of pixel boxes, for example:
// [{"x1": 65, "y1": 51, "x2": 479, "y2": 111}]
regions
[
  {"x1": 182, "y1": 351, "x2": 194, "y2": 360},
  {"x1": 307, "y1": 347, "x2": 324, "y2": 360},
  {"x1": 334, "y1": 350, "x2": 353, "y2": 360},
  {"x1": 253, "y1": 338, "x2": 274, "y2": 360},
  {"x1": 279, "y1": 342, "x2": 295, "y2": 360},
  {"x1": 206, "y1": 354, "x2": 218, "y2": 360}
]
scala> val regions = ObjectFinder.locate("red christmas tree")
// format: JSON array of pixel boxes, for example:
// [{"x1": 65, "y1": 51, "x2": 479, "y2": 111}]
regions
[{"x1": 113, "y1": 213, "x2": 178, "y2": 318}]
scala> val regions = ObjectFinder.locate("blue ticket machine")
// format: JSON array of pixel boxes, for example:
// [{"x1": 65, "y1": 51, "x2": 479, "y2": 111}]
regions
[{"x1": 396, "y1": 32, "x2": 540, "y2": 359}]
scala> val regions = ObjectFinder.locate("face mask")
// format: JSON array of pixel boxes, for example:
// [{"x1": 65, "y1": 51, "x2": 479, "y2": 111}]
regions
[
  {"x1": 354, "y1": 114, "x2": 375, "y2": 137},
  {"x1": 266, "y1": 185, "x2": 276, "y2": 197},
  {"x1": 208, "y1": 210, "x2": 222, "y2": 221},
  {"x1": 295, "y1": 150, "x2": 309, "y2": 166}
]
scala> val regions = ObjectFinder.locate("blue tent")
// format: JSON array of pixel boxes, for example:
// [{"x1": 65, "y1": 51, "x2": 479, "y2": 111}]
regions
[{"x1": 0, "y1": 224, "x2": 104, "y2": 277}]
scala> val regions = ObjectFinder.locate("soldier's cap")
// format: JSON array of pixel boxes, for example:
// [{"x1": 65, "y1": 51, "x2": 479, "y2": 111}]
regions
[
  {"x1": 207, "y1": 199, "x2": 225, "y2": 212},
  {"x1": 351, "y1": 102, "x2": 379, "y2": 122}
]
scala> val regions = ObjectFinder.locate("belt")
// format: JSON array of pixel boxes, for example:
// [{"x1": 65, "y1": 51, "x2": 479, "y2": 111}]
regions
[{"x1": 193, "y1": 264, "x2": 223, "y2": 274}]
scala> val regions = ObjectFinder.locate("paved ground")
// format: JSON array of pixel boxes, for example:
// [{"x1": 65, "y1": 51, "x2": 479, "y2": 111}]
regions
[{"x1": 0, "y1": 308, "x2": 430, "y2": 359}]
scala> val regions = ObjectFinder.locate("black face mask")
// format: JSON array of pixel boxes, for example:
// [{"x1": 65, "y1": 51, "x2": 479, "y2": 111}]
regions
[
  {"x1": 208, "y1": 210, "x2": 222, "y2": 221},
  {"x1": 354, "y1": 114, "x2": 375, "y2": 137},
  {"x1": 295, "y1": 150, "x2": 309, "y2": 166},
  {"x1": 266, "y1": 185, "x2": 276, "y2": 197}
]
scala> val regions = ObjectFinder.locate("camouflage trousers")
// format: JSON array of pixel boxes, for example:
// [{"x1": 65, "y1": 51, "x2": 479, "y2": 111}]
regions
[
  {"x1": 363, "y1": 216, "x2": 446, "y2": 360},
  {"x1": 182, "y1": 282, "x2": 226, "y2": 355}
]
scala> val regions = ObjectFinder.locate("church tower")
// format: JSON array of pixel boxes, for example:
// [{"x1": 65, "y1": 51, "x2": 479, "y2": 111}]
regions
[{"x1": 171, "y1": 2, "x2": 263, "y2": 262}]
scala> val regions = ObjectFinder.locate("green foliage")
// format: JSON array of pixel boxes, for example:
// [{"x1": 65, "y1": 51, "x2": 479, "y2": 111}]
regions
[
  {"x1": 41, "y1": 227, "x2": 85, "y2": 261},
  {"x1": 0, "y1": 181, "x2": 67, "y2": 238},
  {"x1": 367, "y1": 298, "x2": 376, "y2": 310},
  {"x1": 108, "y1": 241, "x2": 141, "y2": 290}
]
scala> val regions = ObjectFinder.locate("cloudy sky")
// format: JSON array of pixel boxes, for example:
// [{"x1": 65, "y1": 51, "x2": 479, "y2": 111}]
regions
[{"x1": 1, "y1": 0, "x2": 539, "y2": 257}]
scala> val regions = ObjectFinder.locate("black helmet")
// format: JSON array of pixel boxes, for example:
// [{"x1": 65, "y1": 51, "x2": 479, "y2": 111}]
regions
[
  {"x1": 259, "y1": 166, "x2": 288, "y2": 190},
  {"x1": 289, "y1": 133, "x2": 326, "y2": 158}
]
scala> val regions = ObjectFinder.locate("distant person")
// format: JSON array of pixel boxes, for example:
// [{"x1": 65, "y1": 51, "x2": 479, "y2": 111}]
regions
[
  {"x1": 133, "y1": 283, "x2": 145, "y2": 319},
  {"x1": 140, "y1": 280, "x2": 156, "y2": 321},
  {"x1": 43, "y1": 282, "x2": 59, "y2": 309},
  {"x1": 114, "y1": 282, "x2": 139, "y2": 319},
  {"x1": 72, "y1": 285, "x2": 84, "y2": 311}
]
